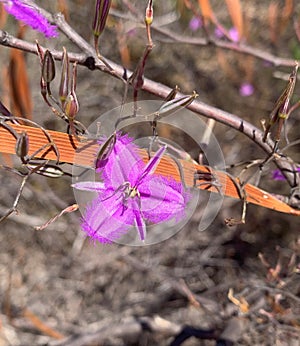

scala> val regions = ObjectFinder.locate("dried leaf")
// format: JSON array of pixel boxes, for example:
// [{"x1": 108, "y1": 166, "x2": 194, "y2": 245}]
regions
[
  {"x1": 0, "y1": 2, "x2": 8, "y2": 28},
  {"x1": 228, "y1": 288, "x2": 249, "y2": 313},
  {"x1": 35, "y1": 204, "x2": 78, "y2": 231}
]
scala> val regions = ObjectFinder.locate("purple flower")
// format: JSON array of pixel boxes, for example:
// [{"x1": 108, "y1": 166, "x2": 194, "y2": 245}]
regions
[
  {"x1": 229, "y1": 27, "x2": 239, "y2": 42},
  {"x1": 214, "y1": 27, "x2": 224, "y2": 39},
  {"x1": 189, "y1": 16, "x2": 202, "y2": 32},
  {"x1": 214, "y1": 26, "x2": 239, "y2": 42},
  {"x1": 3, "y1": 0, "x2": 58, "y2": 38},
  {"x1": 239, "y1": 82, "x2": 254, "y2": 97},
  {"x1": 73, "y1": 132, "x2": 190, "y2": 244},
  {"x1": 272, "y1": 167, "x2": 300, "y2": 181}
]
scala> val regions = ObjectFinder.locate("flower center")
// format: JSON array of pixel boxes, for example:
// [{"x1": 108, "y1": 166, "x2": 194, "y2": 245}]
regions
[{"x1": 125, "y1": 183, "x2": 140, "y2": 199}]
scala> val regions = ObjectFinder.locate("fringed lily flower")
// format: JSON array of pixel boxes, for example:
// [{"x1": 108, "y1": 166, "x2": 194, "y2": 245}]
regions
[
  {"x1": 272, "y1": 167, "x2": 300, "y2": 181},
  {"x1": 2, "y1": 0, "x2": 58, "y2": 38},
  {"x1": 73, "y1": 132, "x2": 190, "y2": 243}
]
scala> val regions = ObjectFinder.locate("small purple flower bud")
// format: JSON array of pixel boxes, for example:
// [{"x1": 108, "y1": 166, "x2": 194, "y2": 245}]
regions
[
  {"x1": 272, "y1": 170, "x2": 285, "y2": 181},
  {"x1": 3, "y1": 0, "x2": 58, "y2": 38},
  {"x1": 189, "y1": 16, "x2": 202, "y2": 32},
  {"x1": 239, "y1": 82, "x2": 254, "y2": 97}
]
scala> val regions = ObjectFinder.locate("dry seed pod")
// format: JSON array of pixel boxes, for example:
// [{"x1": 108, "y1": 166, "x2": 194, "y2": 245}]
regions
[
  {"x1": 64, "y1": 63, "x2": 79, "y2": 119},
  {"x1": 15, "y1": 131, "x2": 29, "y2": 159},
  {"x1": 59, "y1": 47, "x2": 70, "y2": 107},
  {"x1": 156, "y1": 91, "x2": 198, "y2": 119},
  {"x1": 263, "y1": 63, "x2": 298, "y2": 143},
  {"x1": 42, "y1": 50, "x2": 56, "y2": 83},
  {"x1": 93, "y1": 0, "x2": 112, "y2": 49},
  {"x1": 64, "y1": 93, "x2": 79, "y2": 119},
  {"x1": 164, "y1": 85, "x2": 180, "y2": 102},
  {"x1": 26, "y1": 163, "x2": 66, "y2": 178},
  {"x1": 95, "y1": 131, "x2": 116, "y2": 169}
]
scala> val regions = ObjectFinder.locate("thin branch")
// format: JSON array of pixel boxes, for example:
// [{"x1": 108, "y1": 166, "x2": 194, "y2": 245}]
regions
[
  {"x1": 109, "y1": 9, "x2": 297, "y2": 68},
  {"x1": 151, "y1": 26, "x2": 297, "y2": 68}
]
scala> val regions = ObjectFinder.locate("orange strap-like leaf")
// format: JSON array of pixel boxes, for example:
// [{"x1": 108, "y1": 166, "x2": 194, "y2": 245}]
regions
[
  {"x1": 0, "y1": 2, "x2": 8, "y2": 29},
  {"x1": 0, "y1": 123, "x2": 300, "y2": 216},
  {"x1": 197, "y1": 0, "x2": 215, "y2": 22},
  {"x1": 280, "y1": 0, "x2": 294, "y2": 33},
  {"x1": 0, "y1": 67, "x2": 13, "y2": 167},
  {"x1": 8, "y1": 27, "x2": 32, "y2": 120},
  {"x1": 224, "y1": 0, "x2": 244, "y2": 40},
  {"x1": 269, "y1": 1, "x2": 278, "y2": 44}
]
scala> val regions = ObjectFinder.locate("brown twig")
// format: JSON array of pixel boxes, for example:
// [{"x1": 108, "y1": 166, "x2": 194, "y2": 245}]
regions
[
  {"x1": 109, "y1": 9, "x2": 298, "y2": 68},
  {"x1": 23, "y1": 308, "x2": 65, "y2": 340}
]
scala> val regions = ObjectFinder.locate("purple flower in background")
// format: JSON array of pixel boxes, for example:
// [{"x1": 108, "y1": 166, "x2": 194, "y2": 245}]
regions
[
  {"x1": 214, "y1": 26, "x2": 239, "y2": 42},
  {"x1": 239, "y1": 82, "x2": 254, "y2": 97},
  {"x1": 189, "y1": 16, "x2": 202, "y2": 32},
  {"x1": 2, "y1": 0, "x2": 58, "y2": 38},
  {"x1": 73, "y1": 132, "x2": 190, "y2": 244},
  {"x1": 229, "y1": 27, "x2": 239, "y2": 42},
  {"x1": 272, "y1": 167, "x2": 300, "y2": 181},
  {"x1": 214, "y1": 27, "x2": 224, "y2": 39},
  {"x1": 127, "y1": 27, "x2": 137, "y2": 37}
]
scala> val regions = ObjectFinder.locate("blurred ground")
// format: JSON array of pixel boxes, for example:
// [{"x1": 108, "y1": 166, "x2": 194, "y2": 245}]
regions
[{"x1": 0, "y1": 1, "x2": 300, "y2": 345}]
